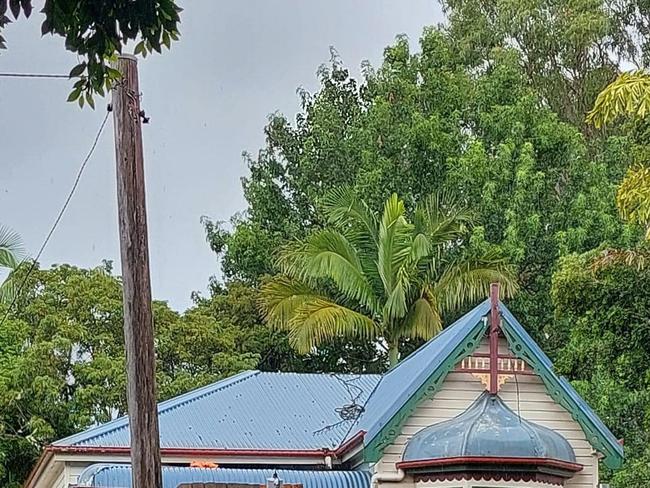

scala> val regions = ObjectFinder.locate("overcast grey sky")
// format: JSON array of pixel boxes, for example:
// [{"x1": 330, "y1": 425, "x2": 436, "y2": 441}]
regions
[{"x1": 1, "y1": 1, "x2": 442, "y2": 311}]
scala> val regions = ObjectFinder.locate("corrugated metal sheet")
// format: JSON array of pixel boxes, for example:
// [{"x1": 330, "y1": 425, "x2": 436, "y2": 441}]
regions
[
  {"x1": 55, "y1": 371, "x2": 381, "y2": 450},
  {"x1": 77, "y1": 464, "x2": 371, "y2": 488}
]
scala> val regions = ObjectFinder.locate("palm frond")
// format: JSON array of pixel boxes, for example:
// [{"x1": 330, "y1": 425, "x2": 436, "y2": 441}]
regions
[
  {"x1": 433, "y1": 254, "x2": 518, "y2": 315},
  {"x1": 321, "y1": 187, "x2": 379, "y2": 247},
  {"x1": 0, "y1": 278, "x2": 17, "y2": 304},
  {"x1": 414, "y1": 191, "x2": 473, "y2": 248},
  {"x1": 259, "y1": 276, "x2": 326, "y2": 330},
  {"x1": 587, "y1": 70, "x2": 650, "y2": 128},
  {"x1": 383, "y1": 280, "x2": 409, "y2": 322},
  {"x1": 276, "y1": 229, "x2": 380, "y2": 313},
  {"x1": 397, "y1": 296, "x2": 442, "y2": 340},
  {"x1": 288, "y1": 299, "x2": 378, "y2": 354},
  {"x1": 591, "y1": 247, "x2": 650, "y2": 271},
  {"x1": 0, "y1": 226, "x2": 25, "y2": 270},
  {"x1": 377, "y1": 194, "x2": 413, "y2": 295}
]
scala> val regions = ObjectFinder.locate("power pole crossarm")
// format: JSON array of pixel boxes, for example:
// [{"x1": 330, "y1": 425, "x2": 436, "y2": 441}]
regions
[{"x1": 112, "y1": 54, "x2": 163, "y2": 488}]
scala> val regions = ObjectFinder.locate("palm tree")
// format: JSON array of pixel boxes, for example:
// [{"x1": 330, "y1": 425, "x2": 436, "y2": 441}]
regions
[
  {"x1": 260, "y1": 189, "x2": 518, "y2": 365},
  {"x1": 587, "y1": 70, "x2": 650, "y2": 268},
  {"x1": 0, "y1": 226, "x2": 25, "y2": 303},
  {"x1": 587, "y1": 70, "x2": 650, "y2": 239}
]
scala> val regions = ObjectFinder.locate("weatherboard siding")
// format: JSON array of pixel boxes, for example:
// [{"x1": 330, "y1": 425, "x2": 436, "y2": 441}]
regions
[{"x1": 374, "y1": 340, "x2": 598, "y2": 488}]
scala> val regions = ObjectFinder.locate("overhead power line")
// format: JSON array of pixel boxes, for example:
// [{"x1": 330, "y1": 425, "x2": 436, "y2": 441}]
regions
[
  {"x1": 0, "y1": 108, "x2": 111, "y2": 328},
  {"x1": 0, "y1": 72, "x2": 68, "y2": 78}
]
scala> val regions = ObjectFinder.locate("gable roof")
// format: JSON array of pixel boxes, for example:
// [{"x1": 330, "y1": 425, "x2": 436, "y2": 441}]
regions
[
  {"x1": 55, "y1": 371, "x2": 380, "y2": 451},
  {"x1": 53, "y1": 299, "x2": 623, "y2": 470},
  {"x1": 357, "y1": 300, "x2": 623, "y2": 469},
  {"x1": 77, "y1": 464, "x2": 371, "y2": 488},
  {"x1": 357, "y1": 299, "x2": 491, "y2": 461}
]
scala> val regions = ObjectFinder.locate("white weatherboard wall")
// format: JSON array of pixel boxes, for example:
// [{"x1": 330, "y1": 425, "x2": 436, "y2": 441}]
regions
[{"x1": 374, "y1": 338, "x2": 599, "y2": 488}]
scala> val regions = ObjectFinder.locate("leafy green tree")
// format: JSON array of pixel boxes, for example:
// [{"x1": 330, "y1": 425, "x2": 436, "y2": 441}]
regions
[
  {"x1": 0, "y1": 0, "x2": 182, "y2": 104},
  {"x1": 441, "y1": 0, "x2": 650, "y2": 129},
  {"x1": 195, "y1": 281, "x2": 386, "y2": 374},
  {"x1": 0, "y1": 226, "x2": 23, "y2": 303},
  {"x1": 208, "y1": 29, "x2": 634, "y2": 348},
  {"x1": 260, "y1": 190, "x2": 517, "y2": 365},
  {"x1": 588, "y1": 70, "x2": 650, "y2": 242},
  {"x1": 551, "y1": 251, "x2": 650, "y2": 487},
  {"x1": 0, "y1": 262, "x2": 258, "y2": 486}
]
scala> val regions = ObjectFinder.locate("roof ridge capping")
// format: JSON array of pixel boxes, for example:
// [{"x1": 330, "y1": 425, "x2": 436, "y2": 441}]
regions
[
  {"x1": 157, "y1": 370, "x2": 260, "y2": 414},
  {"x1": 53, "y1": 370, "x2": 260, "y2": 447}
]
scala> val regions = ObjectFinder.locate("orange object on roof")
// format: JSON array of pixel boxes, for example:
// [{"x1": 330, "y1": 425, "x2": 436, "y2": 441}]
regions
[{"x1": 190, "y1": 460, "x2": 218, "y2": 468}]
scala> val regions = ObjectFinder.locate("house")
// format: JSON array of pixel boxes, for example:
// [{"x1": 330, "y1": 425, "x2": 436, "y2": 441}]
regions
[{"x1": 26, "y1": 293, "x2": 623, "y2": 488}]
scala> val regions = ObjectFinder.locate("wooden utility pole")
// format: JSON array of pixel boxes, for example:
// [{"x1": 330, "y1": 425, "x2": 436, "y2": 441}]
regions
[{"x1": 111, "y1": 54, "x2": 163, "y2": 488}]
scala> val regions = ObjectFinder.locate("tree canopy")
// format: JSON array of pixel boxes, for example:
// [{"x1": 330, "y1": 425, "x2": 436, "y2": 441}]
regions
[
  {"x1": 5, "y1": 0, "x2": 650, "y2": 485},
  {"x1": 209, "y1": 28, "x2": 636, "y2": 347},
  {"x1": 552, "y1": 251, "x2": 650, "y2": 486},
  {"x1": 0, "y1": 263, "x2": 258, "y2": 487}
]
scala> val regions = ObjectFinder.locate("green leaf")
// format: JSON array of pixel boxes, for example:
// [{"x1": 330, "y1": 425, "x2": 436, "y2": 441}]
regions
[
  {"x1": 134, "y1": 40, "x2": 146, "y2": 56},
  {"x1": 8, "y1": 0, "x2": 19, "y2": 19},
  {"x1": 85, "y1": 92, "x2": 95, "y2": 110},
  {"x1": 106, "y1": 67, "x2": 122, "y2": 79},
  {"x1": 162, "y1": 31, "x2": 171, "y2": 49},
  {"x1": 40, "y1": 18, "x2": 50, "y2": 35},
  {"x1": 68, "y1": 63, "x2": 86, "y2": 78},
  {"x1": 67, "y1": 86, "x2": 82, "y2": 102}
]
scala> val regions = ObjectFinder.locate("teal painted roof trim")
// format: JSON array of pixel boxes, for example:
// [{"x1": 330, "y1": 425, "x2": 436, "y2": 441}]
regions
[{"x1": 499, "y1": 303, "x2": 624, "y2": 469}]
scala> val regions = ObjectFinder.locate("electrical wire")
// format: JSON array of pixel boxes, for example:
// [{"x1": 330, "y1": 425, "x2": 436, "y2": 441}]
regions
[
  {"x1": 0, "y1": 72, "x2": 68, "y2": 78},
  {"x1": 0, "y1": 109, "x2": 111, "y2": 328}
]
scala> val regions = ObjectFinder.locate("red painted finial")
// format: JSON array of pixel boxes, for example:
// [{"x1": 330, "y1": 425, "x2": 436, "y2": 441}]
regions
[{"x1": 489, "y1": 283, "x2": 500, "y2": 394}]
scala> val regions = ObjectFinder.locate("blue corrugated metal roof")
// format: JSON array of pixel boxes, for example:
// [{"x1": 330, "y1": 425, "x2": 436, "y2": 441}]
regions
[
  {"x1": 76, "y1": 465, "x2": 371, "y2": 488},
  {"x1": 56, "y1": 371, "x2": 380, "y2": 450}
]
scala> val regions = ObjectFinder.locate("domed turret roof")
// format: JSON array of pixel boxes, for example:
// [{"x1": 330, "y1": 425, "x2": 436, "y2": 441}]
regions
[{"x1": 403, "y1": 391, "x2": 576, "y2": 464}]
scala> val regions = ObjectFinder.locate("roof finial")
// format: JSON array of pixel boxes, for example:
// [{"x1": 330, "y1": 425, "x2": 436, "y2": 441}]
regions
[{"x1": 489, "y1": 283, "x2": 500, "y2": 394}]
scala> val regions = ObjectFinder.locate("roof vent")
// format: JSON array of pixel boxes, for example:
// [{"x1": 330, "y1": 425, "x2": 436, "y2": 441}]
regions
[{"x1": 267, "y1": 472, "x2": 283, "y2": 488}]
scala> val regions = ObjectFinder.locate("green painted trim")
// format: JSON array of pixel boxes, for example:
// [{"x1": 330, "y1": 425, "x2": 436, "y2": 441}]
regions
[
  {"x1": 364, "y1": 318, "x2": 488, "y2": 463},
  {"x1": 501, "y1": 319, "x2": 624, "y2": 470}
]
